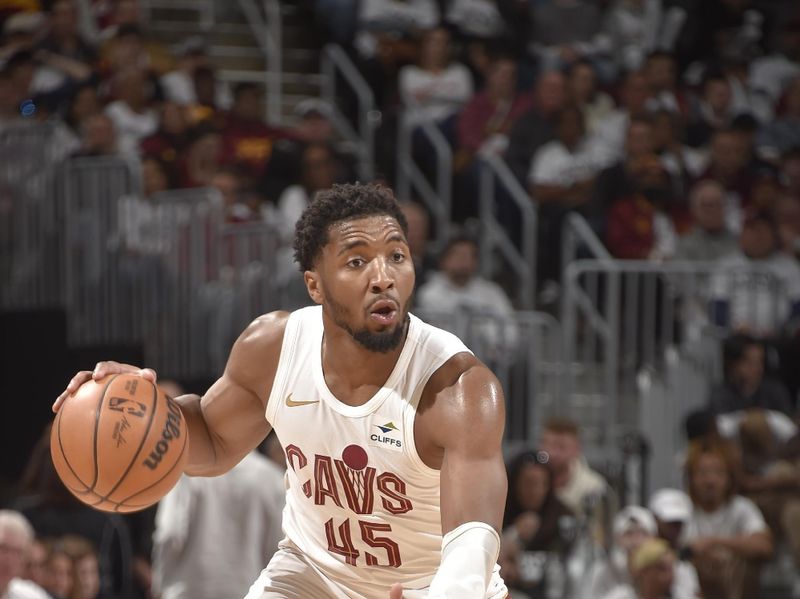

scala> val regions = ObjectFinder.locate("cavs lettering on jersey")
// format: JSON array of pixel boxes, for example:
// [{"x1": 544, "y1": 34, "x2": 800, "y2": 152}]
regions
[{"x1": 266, "y1": 306, "x2": 505, "y2": 599}]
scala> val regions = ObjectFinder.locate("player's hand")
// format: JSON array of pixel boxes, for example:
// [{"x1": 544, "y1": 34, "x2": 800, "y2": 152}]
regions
[
  {"x1": 388, "y1": 583, "x2": 403, "y2": 599},
  {"x1": 53, "y1": 361, "x2": 157, "y2": 413}
]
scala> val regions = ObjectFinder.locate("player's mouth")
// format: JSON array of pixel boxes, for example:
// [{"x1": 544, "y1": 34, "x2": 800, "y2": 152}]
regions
[{"x1": 368, "y1": 299, "x2": 398, "y2": 326}]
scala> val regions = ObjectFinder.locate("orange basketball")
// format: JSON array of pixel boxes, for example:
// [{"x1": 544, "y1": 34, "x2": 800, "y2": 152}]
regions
[{"x1": 50, "y1": 373, "x2": 189, "y2": 513}]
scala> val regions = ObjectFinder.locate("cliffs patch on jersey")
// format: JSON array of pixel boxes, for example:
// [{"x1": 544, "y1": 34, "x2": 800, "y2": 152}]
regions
[{"x1": 370, "y1": 419, "x2": 402, "y2": 452}]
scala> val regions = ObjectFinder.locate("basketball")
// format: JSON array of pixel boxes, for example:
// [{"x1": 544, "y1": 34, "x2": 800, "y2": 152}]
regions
[{"x1": 50, "y1": 373, "x2": 189, "y2": 513}]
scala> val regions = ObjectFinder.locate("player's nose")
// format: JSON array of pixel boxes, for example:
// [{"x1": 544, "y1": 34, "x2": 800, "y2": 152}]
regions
[{"x1": 369, "y1": 256, "x2": 395, "y2": 293}]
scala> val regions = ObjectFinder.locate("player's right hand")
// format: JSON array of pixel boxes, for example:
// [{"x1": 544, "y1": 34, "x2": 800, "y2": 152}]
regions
[{"x1": 53, "y1": 361, "x2": 157, "y2": 413}]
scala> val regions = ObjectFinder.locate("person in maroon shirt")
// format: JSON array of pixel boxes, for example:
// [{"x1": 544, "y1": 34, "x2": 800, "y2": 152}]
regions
[
  {"x1": 140, "y1": 102, "x2": 189, "y2": 185},
  {"x1": 221, "y1": 82, "x2": 295, "y2": 179}
]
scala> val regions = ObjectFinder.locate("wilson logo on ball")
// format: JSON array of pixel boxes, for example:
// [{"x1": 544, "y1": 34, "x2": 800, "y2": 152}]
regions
[{"x1": 142, "y1": 398, "x2": 182, "y2": 471}]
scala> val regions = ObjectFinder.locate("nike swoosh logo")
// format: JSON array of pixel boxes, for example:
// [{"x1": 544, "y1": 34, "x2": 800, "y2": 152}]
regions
[{"x1": 285, "y1": 393, "x2": 320, "y2": 408}]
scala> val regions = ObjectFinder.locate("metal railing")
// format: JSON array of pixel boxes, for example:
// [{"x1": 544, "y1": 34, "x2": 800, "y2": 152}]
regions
[
  {"x1": 395, "y1": 111, "x2": 452, "y2": 251},
  {"x1": 0, "y1": 123, "x2": 67, "y2": 310},
  {"x1": 140, "y1": 0, "x2": 216, "y2": 30},
  {"x1": 417, "y1": 309, "x2": 562, "y2": 445},
  {"x1": 321, "y1": 44, "x2": 377, "y2": 180},
  {"x1": 237, "y1": 0, "x2": 283, "y2": 124},
  {"x1": 478, "y1": 154, "x2": 537, "y2": 309}
]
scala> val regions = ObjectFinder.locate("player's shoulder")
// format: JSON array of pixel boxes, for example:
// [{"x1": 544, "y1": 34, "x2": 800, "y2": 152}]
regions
[
  {"x1": 423, "y1": 350, "x2": 503, "y2": 410},
  {"x1": 237, "y1": 310, "x2": 292, "y2": 350}
]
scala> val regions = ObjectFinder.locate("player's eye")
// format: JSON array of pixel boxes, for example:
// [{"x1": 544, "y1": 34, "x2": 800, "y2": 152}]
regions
[
  {"x1": 347, "y1": 258, "x2": 365, "y2": 268},
  {"x1": 391, "y1": 252, "x2": 405, "y2": 262}
]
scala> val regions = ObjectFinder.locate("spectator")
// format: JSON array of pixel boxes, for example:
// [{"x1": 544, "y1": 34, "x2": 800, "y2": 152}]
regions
[
  {"x1": 781, "y1": 147, "x2": 800, "y2": 198},
  {"x1": 42, "y1": 543, "x2": 73, "y2": 599},
  {"x1": 35, "y1": 0, "x2": 95, "y2": 77},
  {"x1": 23, "y1": 538, "x2": 47, "y2": 590},
  {"x1": 56, "y1": 82, "x2": 100, "y2": 151},
  {"x1": 104, "y1": 68, "x2": 157, "y2": 157},
  {"x1": 0, "y1": 50, "x2": 37, "y2": 125},
  {"x1": 221, "y1": 82, "x2": 291, "y2": 179},
  {"x1": 603, "y1": 537, "x2": 677, "y2": 599},
  {"x1": 0, "y1": 510, "x2": 50, "y2": 599},
  {"x1": 161, "y1": 36, "x2": 231, "y2": 110},
  {"x1": 501, "y1": 450, "x2": 574, "y2": 599},
  {"x1": 210, "y1": 166, "x2": 259, "y2": 224},
  {"x1": 60, "y1": 537, "x2": 106, "y2": 599},
  {"x1": 456, "y1": 55, "x2": 532, "y2": 161},
  {"x1": 708, "y1": 334, "x2": 794, "y2": 417},
  {"x1": 773, "y1": 194, "x2": 800, "y2": 260},
  {"x1": 538, "y1": 419, "x2": 610, "y2": 527},
  {"x1": 444, "y1": 0, "x2": 506, "y2": 44},
  {"x1": 757, "y1": 76, "x2": 800, "y2": 160},
  {"x1": 686, "y1": 71, "x2": 737, "y2": 148},
  {"x1": 115, "y1": 155, "x2": 172, "y2": 255},
  {"x1": 749, "y1": 17, "x2": 800, "y2": 113},
  {"x1": 698, "y1": 128, "x2": 756, "y2": 233},
  {"x1": 594, "y1": 70, "x2": 652, "y2": 163},
  {"x1": 651, "y1": 110, "x2": 707, "y2": 207},
  {"x1": 151, "y1": 450, "x2": 285, "y2": 599},
  {"x1": 710, "y1": 211, "x2": 800, "y2": 337},
  {"x1": 528, "y1": 0, "x2": 613, "y2": 78},
  {"x1": 415, "y1": 235, "x2": 517, "y2": 359},
  {"x1": 504, "y1": 69, "x2": 567, "y2": 182},
  {"x1": 354, "y1": 0, "x2": 438, "y2": 61},
  {"x1": 602, "y1": 0, "x2": 669, "y2": 73},
  {"x1": 683, "y1": 442, "x2": 773, "y2": 599},
  {"x1": 398, "y1": 201, "x2": 435, "y2": 287},
  {"x1": 72, "y1": 113, "x2": 117, "y2": 157},
  {"x1": 567, "y1": 60, "x2": 615, "y2": 135},
  {"x1": 398, "y1": 27, "x2": 472, "y2": 129},
  {"x1": 140, "y1": 101, "x2": 188, "y2": 183},
  {"x1": 675, "y1": 180, "x2": 738, "y2": 261},
  {"x1": 178, "y1": 123, "x2": 222, "y2": 188},
  {"x1": 643, "y1": 51, "x2": 688, "y2": 116},
  {"x1": 647, "y1": 489, "x2": 702, "y2": 599}
]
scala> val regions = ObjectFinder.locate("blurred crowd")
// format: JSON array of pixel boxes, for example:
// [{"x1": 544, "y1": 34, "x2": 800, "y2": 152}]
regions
[{"x1": 2, "y1": 0, "x2": 800, "y2": 598}]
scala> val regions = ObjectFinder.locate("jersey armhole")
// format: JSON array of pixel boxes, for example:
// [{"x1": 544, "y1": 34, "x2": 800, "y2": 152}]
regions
[
  {"x1": 264, "y1": 313, "x2": 301, "y2": 427},
  {"x1": 402, "y1": 366, "x2": 443, "y2": 478}
]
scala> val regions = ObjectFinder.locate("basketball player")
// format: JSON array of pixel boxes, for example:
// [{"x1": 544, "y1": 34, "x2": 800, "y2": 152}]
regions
[{"x1": 54, "y1": 183, "x2": 508, "y2": 599}]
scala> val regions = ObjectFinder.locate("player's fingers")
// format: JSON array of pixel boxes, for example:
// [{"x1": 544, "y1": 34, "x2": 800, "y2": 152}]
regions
[
  {"x1": 53, "y1": 370, "x2": 92, "y2": 412},
  {"x1": 388, "y1": 583, "x2": 404, "y2": 599},
  {"x1": 138, "y1": 368, "x2": 157, "y2": 383}
]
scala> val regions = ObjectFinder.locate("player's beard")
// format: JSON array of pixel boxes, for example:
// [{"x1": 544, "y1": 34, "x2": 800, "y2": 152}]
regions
[{"x1": 327, "y1": 294, "x2": 409, "y2": 353}]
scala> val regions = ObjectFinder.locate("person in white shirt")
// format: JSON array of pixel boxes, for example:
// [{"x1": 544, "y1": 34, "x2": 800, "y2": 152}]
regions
[
  {"x1": 399, "y1": 27, "x2": 473, "y2": 127},
  {"x1": 0, "y1": 511, "x2": 50, "y2": 599},
  {"x1": 104, "y1": 69, "x2": 157, "y2": 157},
  {"x1": 355, "y1": 0, "x2": 438, "y2": 59},
  {"x1": 415, "y1": 235, "x2": 517, "y2": 360},
  {"x1": 152, "y1": 450, "x2": 286, "y2": 599},
  {"x1": 682, "y1": 443, "x2": 773, "y2": 599}
]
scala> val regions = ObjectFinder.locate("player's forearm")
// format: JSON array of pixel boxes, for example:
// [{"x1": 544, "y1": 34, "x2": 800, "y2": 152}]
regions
[{"x1": 174, "y1": 394, "x2": 227, "y2": 476}]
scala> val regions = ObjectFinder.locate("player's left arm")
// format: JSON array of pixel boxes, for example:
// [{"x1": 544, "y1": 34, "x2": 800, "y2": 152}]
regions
[{"x1": 420, "y1": 354, "x2": 508, "y2": 598}]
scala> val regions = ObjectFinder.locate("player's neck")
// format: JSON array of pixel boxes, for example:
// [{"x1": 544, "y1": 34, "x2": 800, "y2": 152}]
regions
[{"x1": 320, "y1": 324, "x2": 407, "y2": 406}]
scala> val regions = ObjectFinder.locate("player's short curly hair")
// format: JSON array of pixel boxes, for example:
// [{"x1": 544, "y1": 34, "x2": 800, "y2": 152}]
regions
[{"x1": 293, "y1": 183, "x2": 408, "y2": 271}]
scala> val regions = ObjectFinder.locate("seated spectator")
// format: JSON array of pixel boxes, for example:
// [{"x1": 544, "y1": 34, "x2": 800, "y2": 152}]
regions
[
  {"x1": 538, "y1": 419, "x2": 612, "y2": 535},
  {"x1": 399, "y1": 201, "x2": 435, "y2": 287},
  {"x1": 115, "y1": 156, "x2": 171, "y2": 255},
  {"x1": 0, "y1": 510, "x2": 50, "y2": 599},
  {"x1": 161, "y1": 36, "x2": 231, "y2": 110},
  {"x1": 594, "y1": 71, "x2": 653, "y2": 164},
  {"x1": 415, "y1": 235, "x2": 517, "y2": 359},
  {"x1": 140, "y1": 101, "x2": 188, "y2": 183},
  {"x1": 602, "y1": 0, "x2": 672, "y2": 73},
  {"x1": 398, "y1": 27, "x2": 472, "y2": 129},
  {"x1": 647, "y1": 489, "x2": 702, "y2": 599},
  {"x1": 186, "y1": 66, "x2": 226, "y2": 128},
  {"x1": 37, "y1": 1, "x2": 95, "y2": 65},
  {"x1": 60, "y1": 536, "x2": 107, "y2": 599},
  {"x1": 708, "y1": 334, "x2": 794, "y2": 417},
  {"x1": 177, "y1": 123, "x2": 222, "y2": 188},
  {"x1": 568, "y1": 60, "x2": 615, "y2": 136},
  {"x1": 651, "y1": 110, "x2": 707, "y2": 202},
  {"x1": 781, "y1": 147, "x2": 800, "y2": 198},
  {"x1": 23, "y1": 538, "x2": 47, "y2": 590},
  {"x1": 757, "y1": 76, "x2": 800, "y2": 160},
  {"x1": 504, "y1": 69, "x2": 567, "y2": 182},
  {"x1": 686, "y1": 71, "x2": 738, "y2": 148},
  {"x1": 698, "y1": 128, "x2": 759, "y2": 233},
  {"x1": 0, "y1": 50, "x2": 37, "y2": 125},
  {"x1": 354, "y1": 0, "x2": 438, "y2": 61},
  {"x1": 683, "y1": 442, "x2": 773, "y2": 599},
  {"x1": 748, "y1": 17, "x2": 800, "y2": 116},
  {"x1": 675, "y1": 180, "x2": 738, "y2": 261},
  {"x1": 528, "y1": 0, "x2": 613, "y2": 79},
  {"x1": 456, "y1": 55, "x2": 533, "y2": 164},
  {"x1": 643, "y1": 51, "x2": 689, "y2": 116},
  {"x1": 444, "y1": 0, "x2": 507, "y2": 44},
  {"x1": 104, "y1": 68, "x2": 157, "y2": 157},
  {"x1": 55, "y1": 82, "x2": 101, "y2": 153},
  {"x1": 604, "y1": 538, "x2": 677, "y2": 599},
  {"x1": 221, "y1": 82, "x2": 292, "y2": 179},
  {"x1": 773, "y1": 194, "x2": 800, "y2": 261},
  {"x1": 152, "y1": 451, "x2": 285, "y2": 599},
  {"x1": 605, "y1": 153, "x2": 678, "y2": 260},
  {"x1": 210, "y1": 166, "x2": 259, "y2": 224},
  {"x1": 42, "y1": 542, "x2": 73, "y2": 599},
  {"x1": 72, "y1": 113, "x2": 117, "y2": 157},
  {"x1": 500, "y1": 450, "x2": 574, "y2": 599},
  {"x1": 585, "y1": 506, "x2": 657, "y2": 597},
  {"x1": 710, "y1": 211, "x2": 800, "y2": 337}
]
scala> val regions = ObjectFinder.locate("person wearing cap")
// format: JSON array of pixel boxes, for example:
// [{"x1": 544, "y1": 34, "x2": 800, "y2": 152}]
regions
[
  {"x1": 603, "y1": 538, "x2": 677, "y2": 599},
  {"x1": 648, "y1": 489, "x2": 701, "y2": 599},
  {"x1": 683, "y1": 442, "x2": 773, "y2": 599}
]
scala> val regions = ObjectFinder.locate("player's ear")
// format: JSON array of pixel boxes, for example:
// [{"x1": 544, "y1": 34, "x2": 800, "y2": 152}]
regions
[{"x1": 304, "y1": 270, "x2": 323, "y2": 305}]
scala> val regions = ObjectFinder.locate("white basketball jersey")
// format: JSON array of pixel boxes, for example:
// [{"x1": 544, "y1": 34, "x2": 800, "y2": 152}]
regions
[{"x1": 265, "y1": 306, "x2": 502, "y2": 598}]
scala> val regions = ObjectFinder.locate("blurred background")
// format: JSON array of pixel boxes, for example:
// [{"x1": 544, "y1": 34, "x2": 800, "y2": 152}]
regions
[{"x1": 1, "y1": 0, "x2": 800, "y2": 598}]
